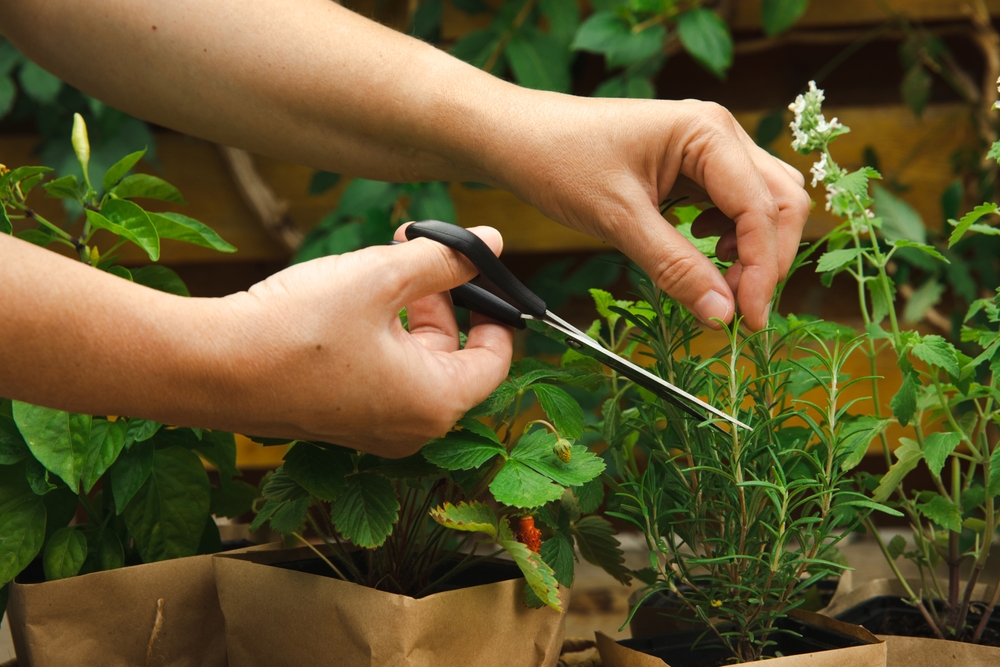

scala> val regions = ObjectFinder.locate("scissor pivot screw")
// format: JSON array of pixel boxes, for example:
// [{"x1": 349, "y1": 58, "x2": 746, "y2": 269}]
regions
[{"x1": 565, "y1": 338, "x2": 583, "y2": 350}]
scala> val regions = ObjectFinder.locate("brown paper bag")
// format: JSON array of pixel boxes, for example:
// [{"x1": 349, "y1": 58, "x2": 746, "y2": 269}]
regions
[
  {"x1": 7, "y1": 539, "x2": 281, "y2": 667},
  {"x1": 214, "y1": 545, "x2": 567, "y2": 667},
  {"x1": 597, "y1": 610, "x2": 886, "y2": 667},
  {"x1": 818, "y1": 578, "x2": 1000, "y2": 665}
]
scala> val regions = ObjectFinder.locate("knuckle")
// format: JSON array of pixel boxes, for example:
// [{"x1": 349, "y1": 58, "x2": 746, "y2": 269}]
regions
[{"x1": 648, "y1": 251, "x2": 702, "y2": 296}]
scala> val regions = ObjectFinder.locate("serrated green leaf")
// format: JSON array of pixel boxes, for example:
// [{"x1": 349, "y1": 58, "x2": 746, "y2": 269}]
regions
[
  {"x1": 102, "y1": 149, "x2": 147, "y2": 191},
  {"x1": 890, "y1": 371, "x2": 920, "y2": 427},
  {"x1": 922, "y1": 431, "x2": 962, "y2": 477},
  {"x1": 816, "y1": 247, "x2": 863, "y2": 273},
  {"x1": 269, "y1": 496, "x2": 311, "y2": 534},
  {"x1": 541, "y1": 532, "x2": 575, "y2": 587},
  {"x1": 511, "y1": 429, "x2": 604, "y2": 486},
  {"x1": 903, "y1": 281, "x2": 945, "y2": 324},
  {"x1": 677, "y1": 8, "x2": 732, "y2": 79},
  {"x1": 531, "y1": 384, "x2": 585, "y2": 440},
  {"x1": 948, "y1": 203, "x2": 999, "y2": 248},
  {"x1": 911, "y1": 335, "x2": 960, "y2": 377},
  {"x1": 761, "y1": 0, "x2": 810, "y2": 36},
  {"x1": 147, "y1": 212, "x2": 235, "y2": 253},
  {"x1": 283, "y1": 443, "x2": 353, "y2": 501},
  {"x1": 890, "y1": 239, "x2": 947, "y2": 263},
  {"x1": 12, "y1": 403, "x2": 92, "y2": 493},
  {"x1": 43, "y1": 527, "x2": 87, "y2": 581},
  {"x1": 123, "y1": 447, "x2": 211, "y2": 562},
  {"x1": 79, "y1": 419, "x2": 126, "y2": 494},
  {"x1": 466, "y1": 381, "x2": 516, "y2": 417},
  {"x1": 887, "y1": 534, "x2": 907, "y2": 560},
  {"x1": 429, "y1": 501, "x2": 498, "y2": 536},
  {"x1": 111, "y1": 439, "x2": 154, "y2": 514},
  {"x1": 499, "y1": 537, "x2": 562, "y2": 611},
  {"x1": 329, "y1": 472, "x2": 399, "y2": 548},
  {"x1": 572, "y1": 515, "x2": 630, "y2": 585},
  {"x1": 111, "y1": 173, "x2": 186, "y2": 204},
  {"x1": 422, "y1": 430, "x2": 506, "y2": 471},
  {"x1": 490, "y1": 459, "x2": 564, "y2": 508},
  {"x1": 262, "y1": 468, "x2": 309, "y2": 503},
  {"x1": 0, "y1": 495, "x2": 46, "y2": 586},
  {"x1": 987, "y1": 445, "x2": 1000, "y2": 498},
  {"x1": 88, "y1": 200, "x2": 159, "y2": 261},
  {"x1": 575, "y1": 477, "x2": 605, "y2": 514},
  {"x1": 917, "y1": 493, "x2": 962, "y2": 532},
  {"x1": 873, "y1": 438, "x2": 922, "y2": 503}
]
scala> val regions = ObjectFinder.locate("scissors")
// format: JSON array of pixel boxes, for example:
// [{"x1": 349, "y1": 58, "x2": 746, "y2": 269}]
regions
[{"x1": 403, "y1": 221, "x2": 751, "y2": 433}]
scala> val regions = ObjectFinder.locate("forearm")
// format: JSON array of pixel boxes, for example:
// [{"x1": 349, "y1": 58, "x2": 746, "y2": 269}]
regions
[
  {"x1": 0, "y1": 0, "x2": 525, "y2": 184},
  {"x1": 0, "y1": 233, "x2": 235, "y2": 423}
]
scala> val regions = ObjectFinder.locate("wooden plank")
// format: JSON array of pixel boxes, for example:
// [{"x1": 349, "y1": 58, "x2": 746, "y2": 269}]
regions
[{"x1": 0, "y1": 102, "x2": 977, "y2": 263}]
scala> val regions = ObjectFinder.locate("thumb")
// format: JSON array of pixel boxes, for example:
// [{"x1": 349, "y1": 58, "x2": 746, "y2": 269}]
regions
[
  {"x1": 610, "y1": 205, "x2": 735, "y2": 327},
  {"x1": 386, "y1": 225, "x2": 504, "y2": 307}
]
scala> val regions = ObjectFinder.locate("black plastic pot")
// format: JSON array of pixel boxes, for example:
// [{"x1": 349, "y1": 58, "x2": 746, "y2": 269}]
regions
[
  {"x1": 834, "y1": 595, "x2": 1000, "y2": 646},
  {"x1": 618, "y1": 613, "x2": 868, "y2": 667}
]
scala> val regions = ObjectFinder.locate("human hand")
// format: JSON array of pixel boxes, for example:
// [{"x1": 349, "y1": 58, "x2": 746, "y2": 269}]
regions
[
  {"x1": 218, "y1": 226, "x2": 513, "y2": 457},
  {"x1": 483, "y1": 95, "x2": 809, "y2": 331}
]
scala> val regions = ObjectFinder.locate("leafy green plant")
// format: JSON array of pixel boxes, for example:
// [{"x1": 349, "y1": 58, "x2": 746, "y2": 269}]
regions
[
  {"x1": 794, "y1": 81, "x2": 1000, "y2": 642},
  {"x1": 0, "y1": 115, "x2": 253, "y2": 608},
  {"x1": 249, "y1": 359, "x2": 629, "y2": 610},
  {"x1": 571, "y1": 272, "x2": 891, "y2": 661}
]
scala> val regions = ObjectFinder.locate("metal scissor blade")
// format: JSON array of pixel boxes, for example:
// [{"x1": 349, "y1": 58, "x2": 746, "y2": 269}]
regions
[{"x1": 539, "y1": 311, "x2": 752, "y2": 432}]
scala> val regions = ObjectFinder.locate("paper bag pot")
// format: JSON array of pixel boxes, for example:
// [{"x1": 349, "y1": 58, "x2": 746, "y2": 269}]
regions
[
  {"x1": 8, "y1": 553, "x2": 227, "y2": 667},
  {"x1": 822, "y1": 578, "x2": 1000, "y2": 665},
  {"x1": 597, "y1": 610, "x2": 886, "y2": 667},
  {"x1": 214, "y1": 545, "x2": 567, "y2": 667}
]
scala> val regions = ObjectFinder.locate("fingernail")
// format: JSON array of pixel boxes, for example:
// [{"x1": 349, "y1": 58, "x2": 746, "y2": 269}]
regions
[{"x1": 693, "y1": 291, "x2": 731, "y2": 328}]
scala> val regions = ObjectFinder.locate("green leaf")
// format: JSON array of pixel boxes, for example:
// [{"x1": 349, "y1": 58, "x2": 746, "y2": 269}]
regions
[
  {"x1": 872, "y1": 185, "x2": 927, "y2": 244},
  {"x1": 18, "y1": 60, "x2": 61, "y2": 104},
  {"x1": 816, "y1": 247, "x2": 863, "y2": 273},
  {"x1": 269, "y1": 496, "x2": 310, "y2": 534},
  {"x1": 124, "y1": 418, "x2": 160, "y2": 447},
  {"x1": 12, "y1": 403, "x2": 93, "y2": 493},
  {"x1": 0, "y1": 75, "x2": 16, "y2": 119},
  {"x1": 26, "y1": 459, "x2": 56, "y2": 496},
  {"x1": 677, "y1": 9, "x2": 733, "y2": 79},
  {"x1": 505, "y1": 31, "x2": 570, "y2": 92},
  {"x1": 917, "y1": 493, "x2": 962, "y2": 532},
  {"x1": 903, "y1": 280, "x2": 945, "y2": 324},
  {"x1": 0, "y1": 206, "x2": 10, "y2": 235},
  {"x1": 308, "y1": 171, "x2": 340, "y2": 195},
  {"x1": 511, "y1": 429, "x2": 604, "y2": 486},
  {"x1": 410, "y1": 0, "x2": 443, "y2": 40},
  {"x1": 43, "y1": 527, "x2": 87, "y2": 581},
  {"x1": 123, "y1": 447, "x2": 211, "y2": 562},
  {"x1": 111, "y1": 174, "x2": 186, "y2": 204},
  {"x1": 88, "y1": 200, "x2": 159, "y2": 261},
  {"x1": 987, "y1": 445, "x2": 1000, "y2": 498},
  {"x1": 948, "y1": 203, "x2": 1000, "y2": 247},
  {"x1": 337, "y1": 178, "x2": 398, "y2": 217},
  {"x1": 490, "y1": 460, "x2": 564, "y2": 508},
  {"x1": 0, "y1": 495, "x2": 46, "y2": 586},
  {"x1": 429, "y1": 501, "x2": 498, "y2": 536},
  {"x1": 499, "y1": 537, "x2": 562, "y2": 611},
  {"x1": 79, "y1": 419, "x2": 127, "y2": 494},
  {"x1": 761, "y1": 0, "x2": 810, "y2": 35},
  {"x1": 890, "y1": 239, "x2": 947, "y2": 263},
  {"x1": 539, "y1": 0, "x2": 579, "y2": 47},
  {"x1": 911, "y1": 334, "x2": 960, "y2": 377},
  {"x1": 422, "y1": 429, "x2": 506, "y2": 471},
  {"x1": 111, "y1": 439, "x2": 154, "y2": 514},
  {"x1": 130, "y1": 266, "x2": 190, "y2": 297},
  {"x1": 901, "y1": 65, "x2": 931, "y2": 117},
  {"x1": 283, "y1": 443, "x2": 353, "y2": 501},
  {"x1": 329, "y1": 472, "x2": 399, "y2": 548},
  {"x1": 572, "y1": 515, "x2": 630, "y2": 584},
  {"x1": 572, "y1": 13, "x2": 664, "y2": 68},
  {"x1": 575, "y1": 477, "x2": 605, "y2": 514},
  {"x1": 97, "y1": 531, "x2": 125, "y2": 571},
  {"x1": 541, "y1": 532, "x2": 575, "y2": 587},
  {"x1": 890, "y1": 371, "x2": 920, "y2": 427},
  {"x1": 531, "y1": 384, "x2": 585, "y2": 440},
  {"x1": 839, "y1": 416, "x2": 890, "y2": 472},
  {"x1": 873, "y1": 438, "x2": 923, "y2": 503},
  {"x1": 102, "y1": 149, "x2": 147, "y2": 191},
  {"x1": 0, "y1": 416, "x2": 29, "y2": 465},
  {"x1": 147, "y1": 212, "x2": 235, "y2": 253},
  {"x1": 43, "y1": 175, "x2": 81, "y2": 200},
  {"x1": 211, "y1": 480, "x2": 258, "y2": 518},
  {"x1": 923, "y1": 431, "x2": 961, "y2": 477},
  {"x1": 408, "y1": 182, "x2": 456, "y2": 223},
  {"x1": 451, "y1": 29, "x2": 505, "y2": 73},
  {"x1": 887, "y1": 534, "x2": 907, "y2": 560}
]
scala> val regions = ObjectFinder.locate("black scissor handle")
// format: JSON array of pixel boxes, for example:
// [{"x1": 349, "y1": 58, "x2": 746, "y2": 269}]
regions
[
  {"x1": 405, "y1": 221, "x2": 547, "y2": 320},
  {"x1": 451, "y1": 283, "x2": 526, "y2": 329}
]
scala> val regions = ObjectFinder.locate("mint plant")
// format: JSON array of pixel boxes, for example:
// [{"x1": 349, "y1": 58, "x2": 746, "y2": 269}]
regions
[
  {"x1": 250, "y1": 360, "x2": 629, "y2": 610},
  {"x1": 575, "y1": 276, "x2": 890, "y2": 662},
  {"x1": 0, "y1": 115, "x2": 253, "y2": 606},
  {"x1": 793, "y1": 81, "x2": 1000, "y2": 642}
]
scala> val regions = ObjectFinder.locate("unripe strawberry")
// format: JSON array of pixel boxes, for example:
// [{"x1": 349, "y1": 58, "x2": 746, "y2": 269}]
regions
[{"x1": 553, "y1": 438, "x2": 572, "y2": 463}]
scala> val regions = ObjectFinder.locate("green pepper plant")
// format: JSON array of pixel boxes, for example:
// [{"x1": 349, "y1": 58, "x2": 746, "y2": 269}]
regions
[
  {"x1": 0, "y1": 114, "x2": 255, "y2": 611},
  {"x1": 250, "y1": 357, "x2": 630, "y2": 610},
  {"x1": 794, "y1": 81, "x2": 1000, "y2": 643}
]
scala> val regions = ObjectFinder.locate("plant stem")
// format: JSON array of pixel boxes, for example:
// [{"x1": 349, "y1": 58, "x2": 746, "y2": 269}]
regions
[{"x1": 291, "y1": 531, "x2": 347, "y2": 581}]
